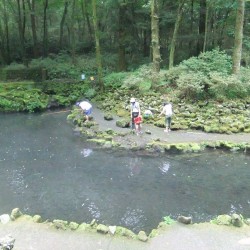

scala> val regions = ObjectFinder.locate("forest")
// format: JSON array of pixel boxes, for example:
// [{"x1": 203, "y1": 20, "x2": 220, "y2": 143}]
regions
[{"x1": 0, "y1": 0, "x2": 250, "y2": 111}]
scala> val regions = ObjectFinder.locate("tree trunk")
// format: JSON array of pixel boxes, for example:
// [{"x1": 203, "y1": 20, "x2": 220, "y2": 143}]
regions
[
  {"x1": 169, "y1": 0, "x2": 185, "y2": 69},
  {"x1": 151, "y1": 0, "x2": 161, "y2": 73},
  {"x1": 232, "y1": 0, "x2": 245, "y2": 74},
  {"x1": 43, "y1": 0, "x2": 49, "y2": 57},
  {"x1": 92, "y1": 0, "x2": 104, "y2": 91},
  {"x1": 81, "y1": 0, "x2": 93, "y2": 42},
  {"x1": 27, "y1": 0, "x2": 38, "y2": 58},
  {"x1": 3, "y1": 0, "x2": 10, "y2": 64},
  {"x1": 197, "y1": 0, "x2": 206, "y2": 55},
  {"x1": 118, "y1": 3, "x2": 127, "y2": 71},
  {"x1": 59, "y1": 1, "x2": 69, "y2": 50},
  {"x1": 17, "y1": 0, "x2": 25, "y2": 61},
  {"x1": 71, "y1": 0, "x2": 77, "y2": 64}
]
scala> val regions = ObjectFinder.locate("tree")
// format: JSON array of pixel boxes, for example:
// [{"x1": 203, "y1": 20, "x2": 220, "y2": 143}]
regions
[
  {"x1": 232, "y1": 0, "x2": 245, "y2": 74},
  {"x1": 151, "y1": 0, "x2": 161, "y2": 72},
  {"x1": 169, "y1": 0, "x2": 185, "y2": 69},
  {"x1": 27, "y1": 0, "x2": 38, "y2": 58},
  {"x1": 59, "y1": 1, "x2": 69, "y2": 50},
  {"x1": 43, "y1": 0, "x2": 49, "y2": 57},
  {"x1": 92, "y1": 0, "x2": 104, "y2": 90}
]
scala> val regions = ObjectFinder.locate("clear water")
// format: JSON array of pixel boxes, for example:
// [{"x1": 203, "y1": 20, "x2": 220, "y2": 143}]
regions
[{"x1": 0, "y1": 112, "x2": 250, "y2": 233}]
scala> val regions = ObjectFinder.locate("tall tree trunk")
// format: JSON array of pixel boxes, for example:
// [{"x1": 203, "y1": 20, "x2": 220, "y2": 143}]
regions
[
  {"x1": 27, "y1": 0, "x2": 38, "y2": 58},
  {"x1": 71, "y1": 0, "x2": 77, "y2": 64},
  {"x1": 59, "y1": 1, "x2": 69, "y2": 50},
  {"x1": 92, "y1": 0, "x2": 104, "y2": 91},
  {"x1": 3, "y1": 0, "x2": 10, "y2": 64},
  {"x1": 169, "y1": 0, "x2": 185, "y2": 69},
  {"x1": 118, "y1": 3, "x2": 127, "y2": 71},
  {"x1": 151, "y1": 0, "x2": 161, "y2": 73},
  {"x1": 81, "y1": 0, "x2": 93, "y2": 42},
  {"x1": 232, "y1": 0, "x2": 245, "y2": 74},
  {"x1": 43, "y1": 0, "x2": 48, "y2": 57},
  {"x1": 17, "y1": 0, "x2": 25, "y2": 61},
  {"x1": 197, "y1": 0, "x2": 206, "y2": 55},
  {"x1": 188, "y1": 0, "x2": 194, "y2": 56},
  {"x1": 203, "y1": 2, "x2": 209, "y2": 52}
]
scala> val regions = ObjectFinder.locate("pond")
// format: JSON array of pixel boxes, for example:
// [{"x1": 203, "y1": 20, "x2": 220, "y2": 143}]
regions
[{"x1": 0, "y1": 112, "x2": 250, "y2": 233}]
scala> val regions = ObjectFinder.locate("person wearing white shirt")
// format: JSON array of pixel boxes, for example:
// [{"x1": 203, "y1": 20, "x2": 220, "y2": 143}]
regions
[
  {"x1": 76, "y1": 101, "x2": 92, "y2": 122},
  {"x1": 159, "y1": 102, "x2": 173, "y2": 132}
]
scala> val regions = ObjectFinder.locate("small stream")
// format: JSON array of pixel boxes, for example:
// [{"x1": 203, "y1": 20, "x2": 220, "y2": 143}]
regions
[{"x1": 0, "y1": 112, "x2": 250, "y2": 233}]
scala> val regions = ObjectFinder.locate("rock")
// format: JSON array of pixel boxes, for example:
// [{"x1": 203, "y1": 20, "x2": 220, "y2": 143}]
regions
[
  {"x1": 10, "y1": 208, "x2": 22, "y2": 220},
  {"x1": 245, "y1": 218, "x2": 250, "y2": 226},
  {"x1": 69, "y1": 222, "x2": 79, "y2": 230},
  {"x1": 33, "y1": 215, "x2": 42, "y2": 223},
  {"x1": 90, "y1": 219, "x2": 97, "y2": 227},
  {"x1": 104, "y1": 113, "x2": 114, "y2": 121},
  {"x1": 215, "y1": 215, "x2": 232, "y2": 225},
  {"x1": 96, "y1": 224, "x2": 109, "y2": 234},
  {"x1": 116, "y1": 119, "x2": 130, "y2": 128},
  {"x1": 138, "y1": 231, "x2": 148, "y2": 242},
  {"x1": 108, "y1": 226, "x2": 116, "y2": 235},
  {"x1": 231, "y1": 214, "x2": 244, "y2": 227},
  {"x1": 177, "y1": 216, "x2": 192, "y2": 225},
  {"x1": 53, "y1": 220, "x2": 68, "y2": 230},
  {"x1": 145, "y1": 130, "x2": 151, "y2": 134},
  {"x1": 0, "y1": 215, "x2": 10, "y2": 225},
  {"x1": 0, "y1": 235, "x2": 15, "y2": 250}
]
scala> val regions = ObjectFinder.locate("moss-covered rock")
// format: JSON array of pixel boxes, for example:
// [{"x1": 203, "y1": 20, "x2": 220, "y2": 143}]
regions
[
  {"x1": 212, "y1": 215, "x2": 232, "y2": 226},
  {"x1": 96, "y1": 224, "x2": 109, "y2": 234},
  {"x1": 137, "y1": 231, "x2": 148, "y2": 242},
  {"x1": 69, "y1": 222, "x2": 79, "y2": 230},
  {"x1": 53, "y1": 219, "x2": 68, "y2": 230},
  {"x1": 10, "y1": 208, "x2": 22, "y2": 220},
  {"x1": 33, "y1": 215, "x2": 42, "y2": 223},
  {"x1": 116, "y1": 119, "x2": 130, "y2": 128},
  {"x1": 231, "y1": 214, "x2": 244, "y2": 227}
]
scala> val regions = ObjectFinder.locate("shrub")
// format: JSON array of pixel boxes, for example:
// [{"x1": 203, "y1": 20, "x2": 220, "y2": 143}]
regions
[
  {"x1": 103, "y1": 72, "x2": 128, "y2": 88},
  {"x1": 209, "y1": 72, "x2": 249, "y2": 99},
  {"x1": 176, "y1": 72, "x2": 209, "y2": 99},
  {"x1": 181, "y1": 49, "x2": 232, "y2": 75}
]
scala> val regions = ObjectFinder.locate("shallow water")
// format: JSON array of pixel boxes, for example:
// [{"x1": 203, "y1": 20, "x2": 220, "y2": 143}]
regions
[{"x1": 0, "y1": 112, "x2": 250, "y2": 233}]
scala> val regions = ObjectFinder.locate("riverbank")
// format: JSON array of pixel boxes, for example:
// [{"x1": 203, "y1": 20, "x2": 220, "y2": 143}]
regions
[{"x1": 1, "y1": 215, "x2": 250, "y2": 250}]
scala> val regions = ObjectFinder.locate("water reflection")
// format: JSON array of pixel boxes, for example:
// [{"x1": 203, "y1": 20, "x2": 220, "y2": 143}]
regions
[
  {"x1": 159, "y1": 161, "x2": 170, "y2": 174},
  {"x1": 80, "y1": 148, "x2": 93, "y2": 158},
  {"x1": 128, "y1": 157, "x2": 142, "y2": 177}
]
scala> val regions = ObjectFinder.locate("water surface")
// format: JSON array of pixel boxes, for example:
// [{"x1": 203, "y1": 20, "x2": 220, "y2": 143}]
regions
[{"x1": 0, "y1": 112, "x2": 250, "y2": 233}]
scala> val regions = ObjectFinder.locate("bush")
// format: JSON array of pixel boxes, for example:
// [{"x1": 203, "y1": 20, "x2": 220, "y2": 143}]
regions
[
  {"x1": 103, "y1": 72, "x2": 128, "y2": 88},
  {"x1": 176, "y1": 72, "x2": 209, "y2": 99},
  {"x1": 181, "y1": 49, "x2": 232, "y2": 75},
  {"x1": 209, "y1": 72, "x2": 249, "y2": 99}
]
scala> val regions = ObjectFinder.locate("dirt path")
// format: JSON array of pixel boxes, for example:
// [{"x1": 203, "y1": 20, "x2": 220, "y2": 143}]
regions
[
  {"x1": 92, "y1": 106, "x2": 250, "y2": 148},
  {"x1": 1, "y1": 218, "x2": 250, "y2": 250}
]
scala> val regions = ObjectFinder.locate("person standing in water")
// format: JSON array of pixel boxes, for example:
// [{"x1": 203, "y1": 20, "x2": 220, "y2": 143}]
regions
[{"x1": 159, "y1": 102, "x2": 173, "y2": 132}]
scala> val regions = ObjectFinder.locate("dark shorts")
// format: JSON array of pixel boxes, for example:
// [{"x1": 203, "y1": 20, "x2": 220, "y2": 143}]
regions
[{"x1": 84, "y1": 108, "x2": 92, "y2": 115}]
